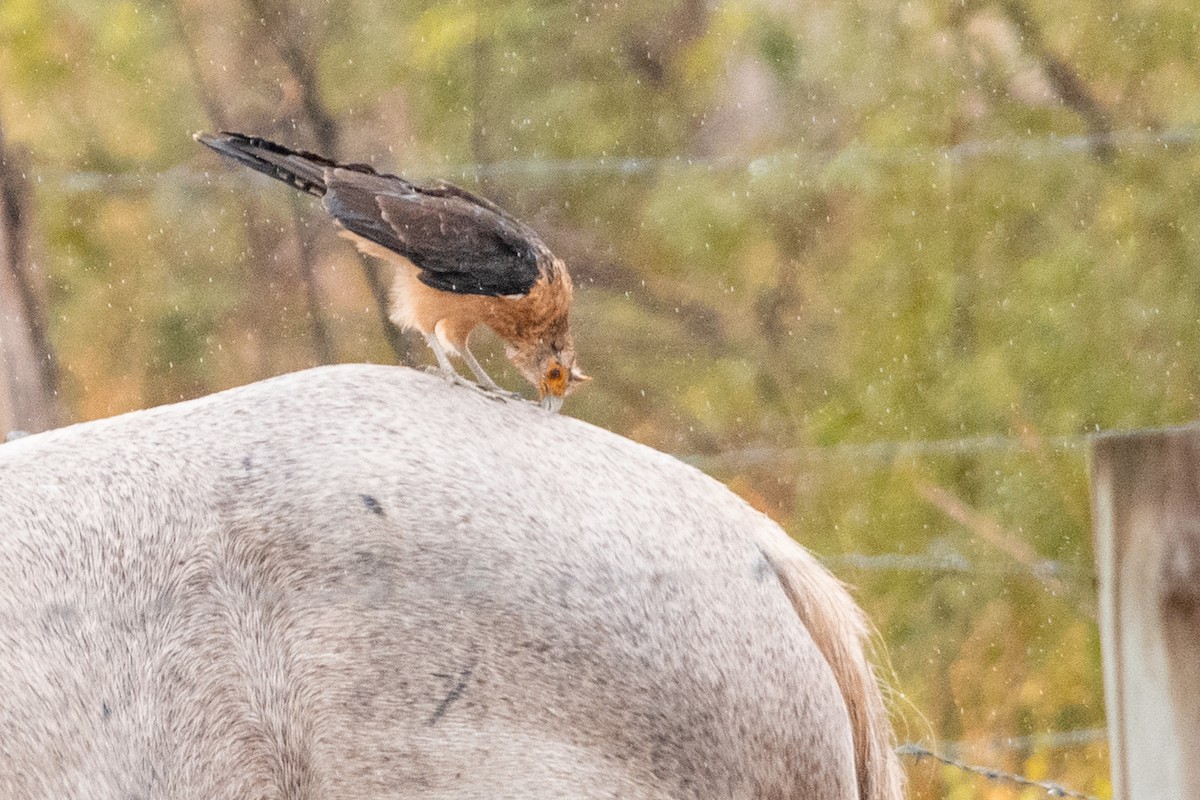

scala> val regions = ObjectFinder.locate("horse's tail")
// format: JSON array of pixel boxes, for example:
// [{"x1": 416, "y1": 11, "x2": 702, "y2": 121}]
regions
[{"x1": 756, "y1": 525, "x2": 905, "y2": 800}]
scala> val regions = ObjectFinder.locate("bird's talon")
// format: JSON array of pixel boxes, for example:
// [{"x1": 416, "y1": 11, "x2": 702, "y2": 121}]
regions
[
  {"x1": 435, "y1": 371, "x2": 520, "y2": 402},
  {"x1": 483, "y1": 387, "x2": 523, "y2": 402}
]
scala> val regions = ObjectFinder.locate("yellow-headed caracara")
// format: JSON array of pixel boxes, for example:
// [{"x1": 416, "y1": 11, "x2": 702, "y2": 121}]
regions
[{"x1": 196, "y1": 131, "x2": 588, "y2": 411}]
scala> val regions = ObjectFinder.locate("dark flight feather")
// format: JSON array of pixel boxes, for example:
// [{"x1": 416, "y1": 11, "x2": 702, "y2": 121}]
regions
[{"x1": 196, "y1": 131, "x2": 546, "y2": 297}]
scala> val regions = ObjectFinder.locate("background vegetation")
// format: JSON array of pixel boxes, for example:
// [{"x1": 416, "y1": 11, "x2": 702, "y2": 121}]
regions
[{"x1": 6, "y1": 0, "x2": 1199, "y2": 795}]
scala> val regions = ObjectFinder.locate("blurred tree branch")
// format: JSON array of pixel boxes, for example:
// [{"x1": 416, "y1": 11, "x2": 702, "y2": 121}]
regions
[
  {"x1": 996, "y1": 1, "x2": 1116, "y2": 161},
  {"x1": 288, "y1": 193, "x2": 335, "y2": 366},
  {"x1": 166, "y1": 0, "x2": 418, "y2": 367},
  {"x1": 470, "y1": 0, "x2": 493, "y2": 192},
  {"x1": 164, "y1": 0, "x2": 338, "y2": 368},
  {"x1": 622, "y1": 0, "x2": 709, "y2": 88},
  {"x1": 240, "y1": 0, "x2": 418, "y2": 365},
  {"x1": 162, "y1": 0, "x2": 229, "y2": 131},
  {"x1": 241, "y1": 0, "x2": 338, "y2": 155},
  {"x1": 917, "y1": 480, "x2": 1096, "y2": 619}
]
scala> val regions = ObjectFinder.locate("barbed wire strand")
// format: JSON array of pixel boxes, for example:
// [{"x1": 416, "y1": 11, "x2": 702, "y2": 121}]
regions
[
  {"x1": 678, "y1": 431, "x2": 1090, "y2": 472},
  {"x1": 29, "y1": 125, "x2": 1200, "y2": 192},
  {"x1": 817, "y1": 550, "x2": 1085, "y2": 584},
  {"x1": 898, "y1": 743, "x2": 1100, "y2": 800},
  {"x1": 925, "y1": 727, "x2": 1107, "y2": 756}
]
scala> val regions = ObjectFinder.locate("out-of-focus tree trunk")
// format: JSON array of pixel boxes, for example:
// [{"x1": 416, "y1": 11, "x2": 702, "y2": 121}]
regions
[
  {"x1": 0, "y1": 120, "x2": 64, "y2": 436},
  {"x1": 240, "y1": 0, "x2": 419, "y2": 366},
  {"x1": 165, "y1": 0, "x2": 339, "y2": 370}
]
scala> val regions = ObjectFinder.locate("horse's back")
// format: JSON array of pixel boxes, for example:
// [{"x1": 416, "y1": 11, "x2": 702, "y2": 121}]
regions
[{"x1": 0, "y1": 365, "x2": 865, "y2": 799}]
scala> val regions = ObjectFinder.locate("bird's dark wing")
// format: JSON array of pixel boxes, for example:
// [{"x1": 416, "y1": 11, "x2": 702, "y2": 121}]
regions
[
  {"x1": 323, "y1": 170, "x2": 546, "y2": 297},
  {"x1": 197, "y1": 132, "x2": 547, "y2": 297}
]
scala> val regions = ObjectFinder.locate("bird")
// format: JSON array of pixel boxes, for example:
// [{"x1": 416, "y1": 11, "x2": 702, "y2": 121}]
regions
[{"x1": 195, "y1": 131, "x2": 588, "y2": 411}]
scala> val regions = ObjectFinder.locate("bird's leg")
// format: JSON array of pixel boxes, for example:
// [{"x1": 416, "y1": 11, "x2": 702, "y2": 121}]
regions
[
  {"x1": 423, "y1": 333, "x2": 460, "y2": 378},
  {"x1": 423, "y1": 332, "x2": 518, "y2": 402},
  {"x1": 461, "y1": 347, "x2": 523, "y2": 401},
  {"x1": 455, "y1": 327, "x2": 522, "y2": 400},
  {"x1": 459, "y1": 345, "x2": 503, "y2": 392}
]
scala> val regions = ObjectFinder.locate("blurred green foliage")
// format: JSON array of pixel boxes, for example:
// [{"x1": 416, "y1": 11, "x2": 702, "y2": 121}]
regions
[{"x1": 7, "y1": 0, "x2": 1200, "y2": 795}]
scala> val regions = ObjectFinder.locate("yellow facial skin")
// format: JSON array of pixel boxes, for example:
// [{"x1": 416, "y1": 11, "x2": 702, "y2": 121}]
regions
[
  {"x1": 540, "y1": 363, "x2": 569, "y2": 399},
  {"x1": 538, "y1": 360, "x2": 590, "y2": 412}
]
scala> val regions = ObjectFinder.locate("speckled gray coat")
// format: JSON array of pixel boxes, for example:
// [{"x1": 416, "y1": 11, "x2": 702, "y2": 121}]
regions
[{"x1": 0, "y1": 365, "x2": 902, "y2": 800}]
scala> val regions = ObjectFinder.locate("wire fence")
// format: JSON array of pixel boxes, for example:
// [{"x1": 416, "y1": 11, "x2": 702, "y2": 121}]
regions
[
  {"x1": 819, "y1": 549, "x2": 1080, "y2": 581},
  {"x1": 27, "y1": 124, "x2": 1200, "y2": 194},
  {"x1": 900, "y1": 743, "x2": 1102, "y2": 800},
  {"x1": 679, "y1": 430, "x2": 1091, "y2": 471},
  {"x1": 683, "y1": 428, "x2": 1097, "y2": 581},
  {"x1": 936, "y1": 727, "x2": 1107, "y2": 756}
]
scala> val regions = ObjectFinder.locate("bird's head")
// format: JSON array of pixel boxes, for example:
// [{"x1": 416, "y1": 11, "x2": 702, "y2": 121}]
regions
[{"x1": 508, "y1": 335, "x2": 590, "y2": 412}]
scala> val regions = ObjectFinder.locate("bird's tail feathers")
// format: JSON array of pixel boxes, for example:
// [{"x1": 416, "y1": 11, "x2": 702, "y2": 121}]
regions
[{"x1": 194, "y1": 131, "x2": 333, "y2": 197}]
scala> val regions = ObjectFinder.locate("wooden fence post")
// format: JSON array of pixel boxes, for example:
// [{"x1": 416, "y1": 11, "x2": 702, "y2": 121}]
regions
[{"x1": 1091, "y1": 427, "x2": 1200, "y2": 800}]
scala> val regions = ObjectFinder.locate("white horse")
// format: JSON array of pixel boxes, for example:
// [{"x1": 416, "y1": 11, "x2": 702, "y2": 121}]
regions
[{"x1": 0, "y1": 365, "x2": 903, "y2": 799}]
